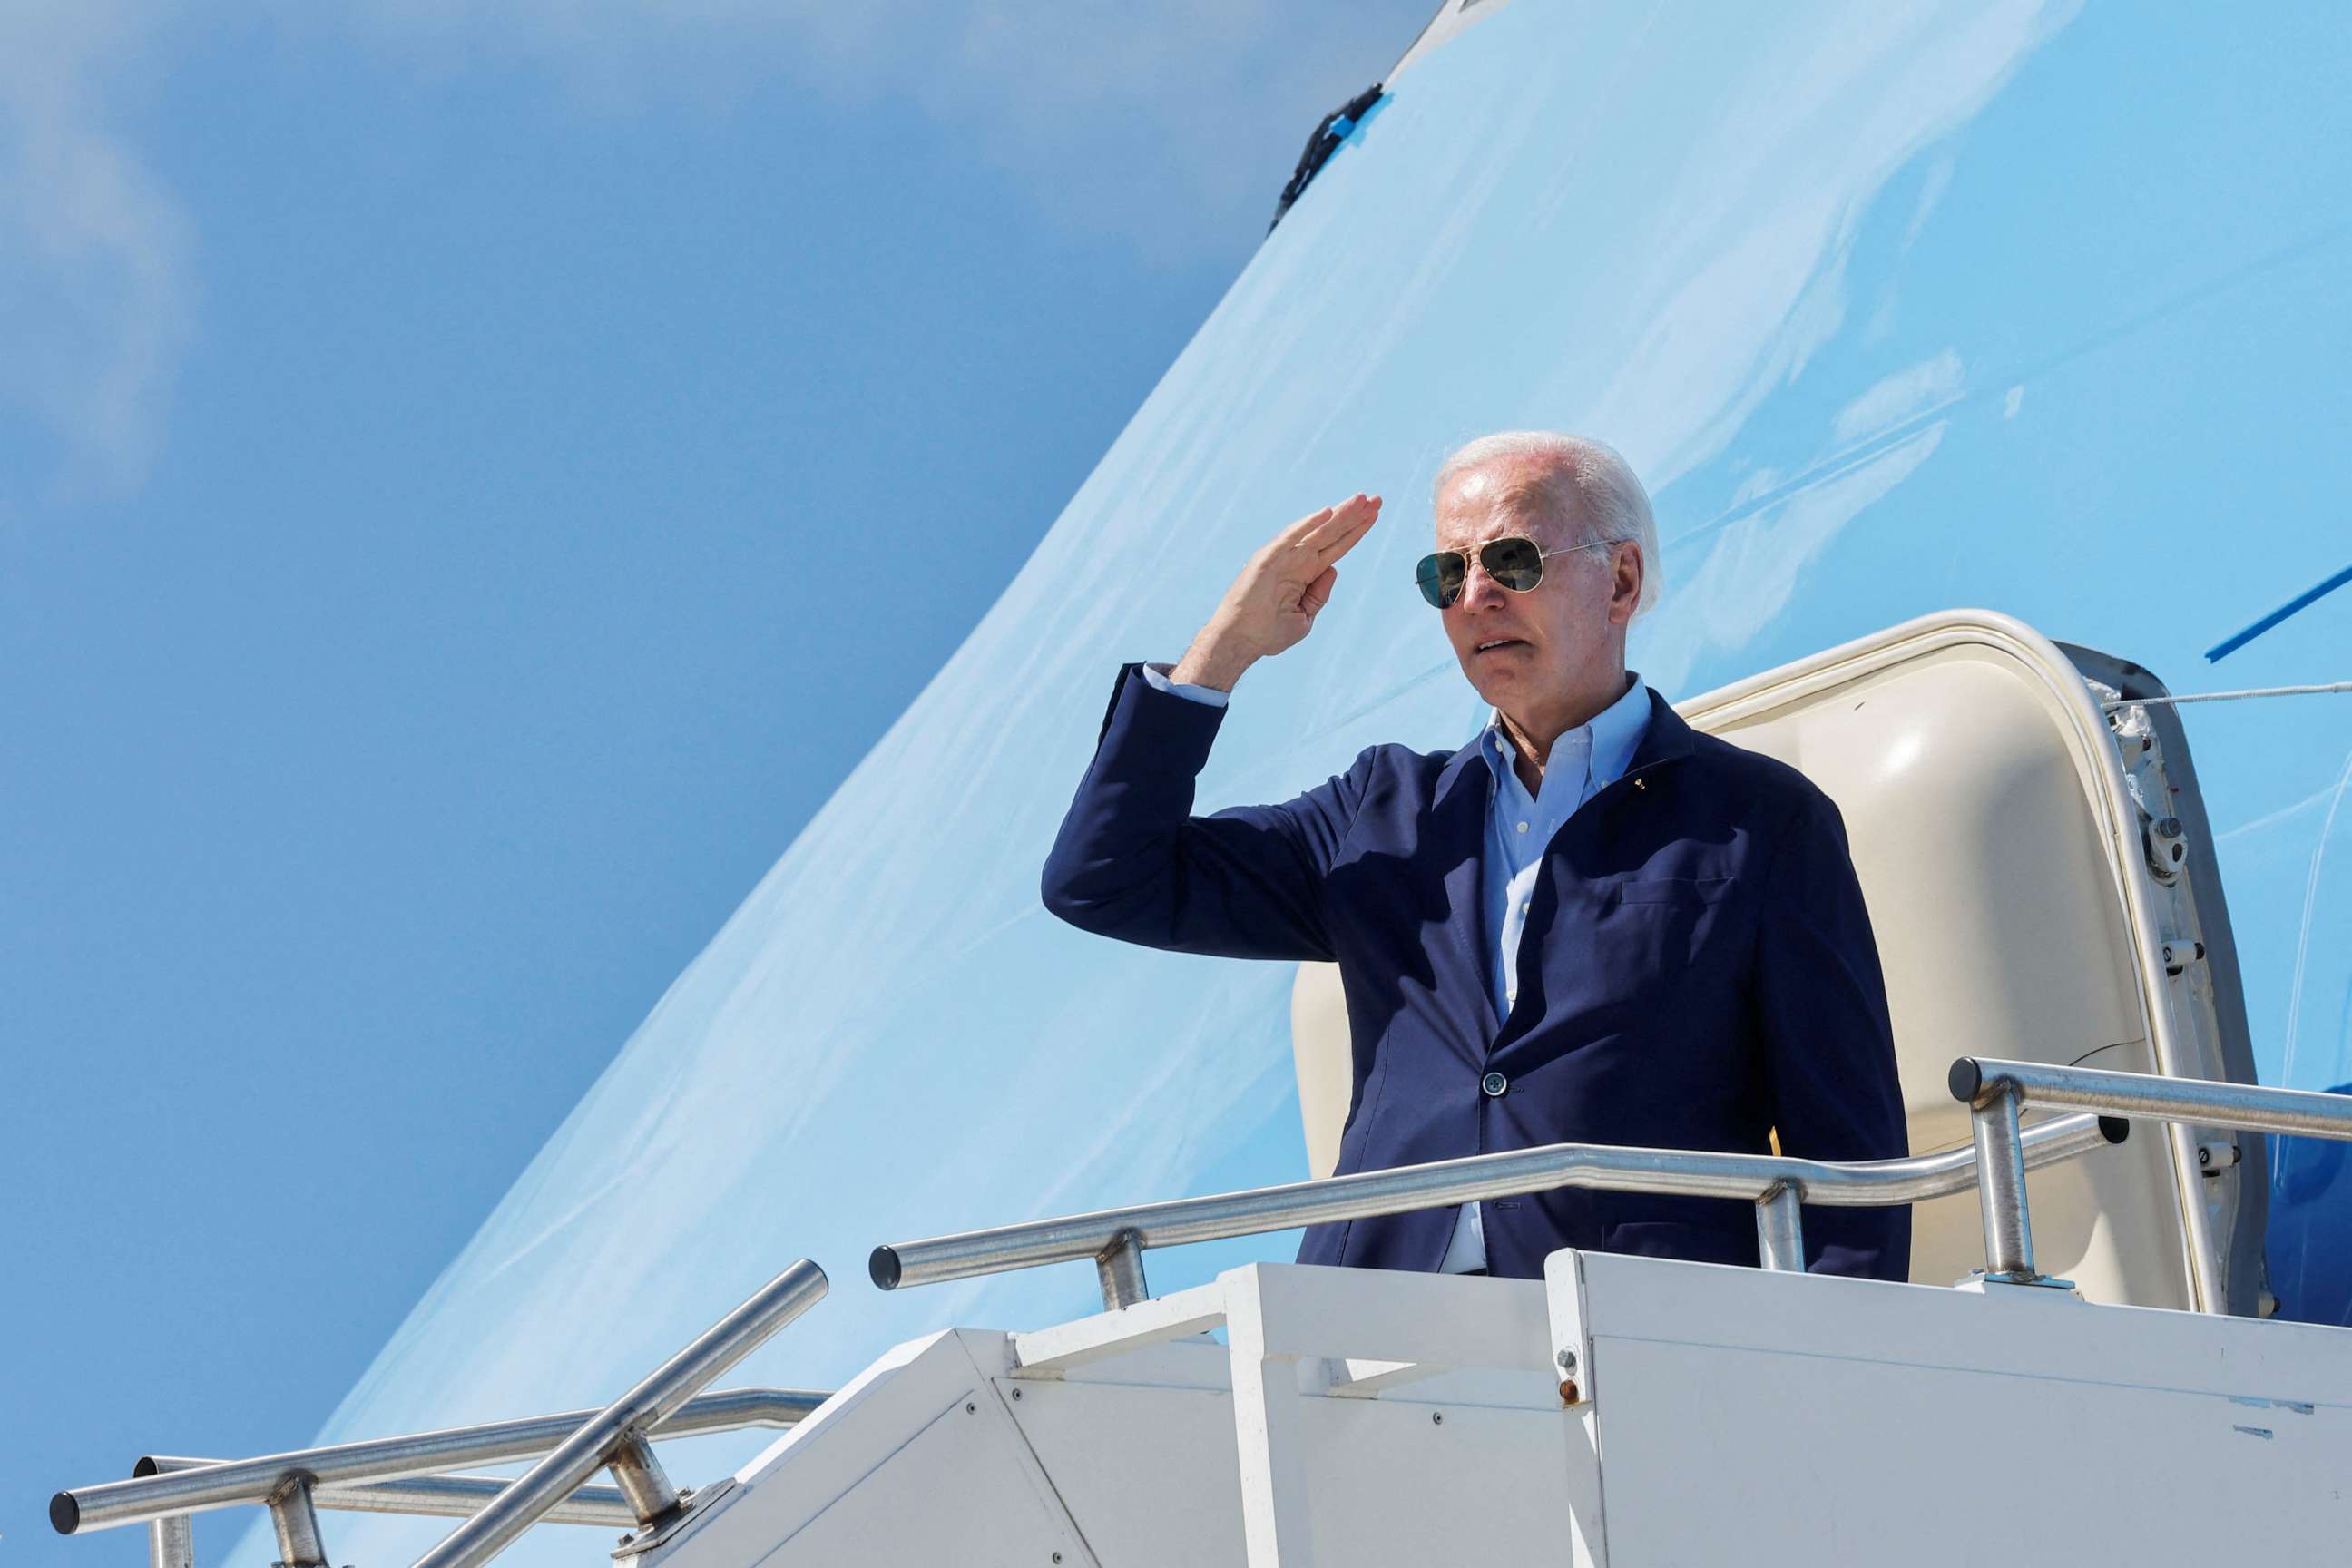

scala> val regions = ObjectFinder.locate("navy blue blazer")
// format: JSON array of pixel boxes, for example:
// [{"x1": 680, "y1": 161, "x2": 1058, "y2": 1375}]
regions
[{"x1": 1042, "y1": 663, "x2": 1911, "y2": 1282}]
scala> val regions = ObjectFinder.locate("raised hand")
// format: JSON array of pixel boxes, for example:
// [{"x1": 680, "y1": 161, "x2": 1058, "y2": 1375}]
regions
[{"x1": 1171, "y1": 493, "x2": 1382, "y2": 691}]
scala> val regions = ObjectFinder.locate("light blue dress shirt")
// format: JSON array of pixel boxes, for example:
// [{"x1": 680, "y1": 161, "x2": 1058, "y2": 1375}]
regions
[
  {"x1": 1139, "y1": 661, "x2": 1652, "y2": 1273},
  {"x1": 1439, "y1": 671, "x2": 1650, "y2": 1270},
  {"x1": 1139, "y1": 662, "x2": 1230, "y2": 707}
]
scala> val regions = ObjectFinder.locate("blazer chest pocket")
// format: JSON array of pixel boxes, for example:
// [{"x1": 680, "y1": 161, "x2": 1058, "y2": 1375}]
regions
[
  {"x1": 1581, "y1": 876, "x2": 1740, "y2": 1001},
  {"x1": 1612, "y1": 876, "x2": 1734, "y2": 907}
]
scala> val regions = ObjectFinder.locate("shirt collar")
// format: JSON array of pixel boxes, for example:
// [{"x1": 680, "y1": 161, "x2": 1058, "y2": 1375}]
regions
[{"x1": 1475, "y1": 671, "x2": 1652, "y2": 796}]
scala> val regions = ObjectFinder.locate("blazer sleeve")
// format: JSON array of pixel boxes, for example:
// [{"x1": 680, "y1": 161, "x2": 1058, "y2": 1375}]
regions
[
  {"x1": 1040, "y1": 663, "x2": 1369, "y2": 962},
  {"x1": 1752, "y1": 789, "x2": 1915, "y2": 1282}
]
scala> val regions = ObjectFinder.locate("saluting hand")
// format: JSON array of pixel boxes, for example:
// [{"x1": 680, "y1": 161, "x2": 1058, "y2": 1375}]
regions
[{"x1": 1171, "y1": 493, "x2": 1382, "y2": 691}]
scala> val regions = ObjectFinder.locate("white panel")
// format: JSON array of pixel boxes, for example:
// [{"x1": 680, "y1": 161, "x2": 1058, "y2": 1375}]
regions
[
  {"x1": 1241, "y1": 1263, "x2": 1552, "y2": 1370},
  {"x1": 1014, "y1": 1280, "x2": 1230, "y2": 1375},
  {"x1": 1575, "y1": 1250, "x2": 2352, "y2": 1396},
  {"x1": 752, "y1": 1393, "x2": 1095, "y2": 1567},
  {"x1": 1599, "y1": 1337, "x2": 2349, "y2": 1563},
  {"x1": 658, "y1": 1330, "x2": 1070, "y2": 1568},
  {"x1": 1009, "y1": 1380, "x2": 1246, "y2": 1566},
  {"x1": 1577, "y1": 1251, "x2": 2352, "y2": 1562},
  {"x1": 653, "y1": 1335, "x2": 975, "y2": 1567},
  {"x1": 1298, "y1": 1396, "x2": 1590, "y2": 1563}
]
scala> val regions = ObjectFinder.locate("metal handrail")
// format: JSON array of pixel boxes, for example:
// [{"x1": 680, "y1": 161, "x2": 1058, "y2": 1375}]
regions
[
  {"x1": 1951, "y1": 1056, "x2": 2352, "y2": 1139},
  {"x1": 1952, "y1": 1056, "x2": 2352, "y2": 1288},
  {"x1": 141, "y1": 1456, "x2": 640, "y2": 1529},
  {"x1": 54, "y1": 1259, "x2": 829, "y2": 1568},
  {"x1": 411, "y1": 1258, "x2": 828, "y2": 1568},
  {"x1": 873, "y1": 1114, "x2": 2127, "y2": 1309},
  {"x1": 53, "y1": 1386, "x2": 825, "y2": 1534}
]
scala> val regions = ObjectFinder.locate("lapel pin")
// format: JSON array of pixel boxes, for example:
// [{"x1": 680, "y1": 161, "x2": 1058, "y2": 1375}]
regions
[{"x1": 1632, "y1": 776, "x2": 1646, "y2": 791}]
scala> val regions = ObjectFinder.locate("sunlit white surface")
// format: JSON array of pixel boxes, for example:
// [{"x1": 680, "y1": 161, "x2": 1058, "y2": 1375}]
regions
[
  {"x1": 242, "y1": 1, "x2": 2352, "y2": 1560},
  {"x1": 658, "y1": 1256, "x2": 2352, "y2": 1567}
]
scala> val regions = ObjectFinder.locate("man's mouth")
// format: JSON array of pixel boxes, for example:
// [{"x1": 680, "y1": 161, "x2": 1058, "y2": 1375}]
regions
[{"x1": 1474, "y1": 638, "x2": 1530, "y2": 654}]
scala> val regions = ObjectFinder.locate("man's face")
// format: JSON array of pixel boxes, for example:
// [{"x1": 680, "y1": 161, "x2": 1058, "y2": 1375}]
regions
[{"x1": 1432, "y1": 457, "x2": 1639, "y2": 720}]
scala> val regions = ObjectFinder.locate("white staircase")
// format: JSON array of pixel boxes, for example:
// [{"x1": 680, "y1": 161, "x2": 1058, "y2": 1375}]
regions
[{"x1": 646, "y1": 1253, "x2": 2352, "y2": 1566}]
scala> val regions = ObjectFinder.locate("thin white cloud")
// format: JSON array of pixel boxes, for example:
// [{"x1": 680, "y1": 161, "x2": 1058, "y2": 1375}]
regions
[
  {"x1": 1639, "y1": 421, "x2": 1948, "y2": 692},
  {"x1": 2220, "y1": 777, "x2": 2346, "y2": 842},
  {"x1": 0, "y1": 0, "x2": 194, "y2": 496},
  {"x1": 1832, "y1": 348, "x2": 1965, "y2": 444},
  {"x1": 1546, "y1": 0, "x2": 2069, "y2": 495}
]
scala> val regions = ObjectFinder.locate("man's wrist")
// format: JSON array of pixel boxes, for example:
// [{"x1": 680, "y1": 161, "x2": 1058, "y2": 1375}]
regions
[
  {"x1": 1140, "y1": 662, "x2": 1229, "y2": 708},
  {"x1": 1172, "y1": 626, "x2": 1255, "y2": 691}
]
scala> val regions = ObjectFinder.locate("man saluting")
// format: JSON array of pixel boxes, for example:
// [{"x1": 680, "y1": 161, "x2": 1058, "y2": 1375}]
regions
[{"x1": 1042, "y1": 432, "x2": 1909, "y2": 1281}]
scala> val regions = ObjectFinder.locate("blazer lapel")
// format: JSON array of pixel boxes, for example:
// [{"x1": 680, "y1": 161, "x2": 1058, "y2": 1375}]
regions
[
  {"x1": 1623, "y1": 688, "x2": 1698, "y2": 775},
  {"x1": 1429, "y1": 744, "x2": 1500, "y2": 1041}
]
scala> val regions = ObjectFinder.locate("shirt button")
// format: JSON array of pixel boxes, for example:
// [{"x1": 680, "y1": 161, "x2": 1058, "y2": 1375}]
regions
[
  {"x1": 1521, "y1": 899, "x2": 1532, "y2": 915},
  {"x1": 1482, "y1": 1071, "x2": 1509, "y2": 1097},
  {"x1": 1515, "y1": 821, "x2": 1530, "y2": 834}
]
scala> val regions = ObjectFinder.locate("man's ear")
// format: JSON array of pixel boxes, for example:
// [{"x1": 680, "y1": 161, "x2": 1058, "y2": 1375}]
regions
[{"x1": 1609, "y1": 544, "x2": 1644, "y2": 624}]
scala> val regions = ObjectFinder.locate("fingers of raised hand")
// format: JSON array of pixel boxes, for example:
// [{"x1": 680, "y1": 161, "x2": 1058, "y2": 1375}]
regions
[
  {"x1": 1291, "y1": 491, "x2": 1381, "y2": 558},
  {"x1": 1308, "y1": 494, "x2": 1380, "y2": 564},
  {"x1": 1282, "y1": 492, "x2": 1378, "y2": 544},
  {"x1": 1278, "y1": 505, "x2": 1338, "y2": 548}
]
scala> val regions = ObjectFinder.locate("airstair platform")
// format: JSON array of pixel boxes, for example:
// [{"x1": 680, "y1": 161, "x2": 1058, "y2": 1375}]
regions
[
  {"x1": 48, "y1": 1057, "x2": 2352, "y2": 1568},
  {"x1": 652, "y1": 1250, "x2": 2351, "y2": 1566}
]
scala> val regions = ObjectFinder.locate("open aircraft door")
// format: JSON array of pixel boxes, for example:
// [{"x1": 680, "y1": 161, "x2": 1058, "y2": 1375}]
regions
[{"x1": 1295, "y1": 609, "x2": 2269, "y2": 1313}]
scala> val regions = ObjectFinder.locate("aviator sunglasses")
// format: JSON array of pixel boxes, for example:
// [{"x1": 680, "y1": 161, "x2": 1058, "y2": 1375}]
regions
[{"x1": 1414, "y1": 535, "x2": 1632, "y2": 609}]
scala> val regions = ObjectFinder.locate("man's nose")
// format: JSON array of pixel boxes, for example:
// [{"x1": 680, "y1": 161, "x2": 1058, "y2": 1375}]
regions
[{"x1": 1456, "y1": 556, "x2": 1507, "y2": 610}]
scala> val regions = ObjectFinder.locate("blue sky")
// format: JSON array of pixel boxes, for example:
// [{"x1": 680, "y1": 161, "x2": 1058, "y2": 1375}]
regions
[{"x1": 1, "y1": 3, "x2": 1431, "y2": 1560}]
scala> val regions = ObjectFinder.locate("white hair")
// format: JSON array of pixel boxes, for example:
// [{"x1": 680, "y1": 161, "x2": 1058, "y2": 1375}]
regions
[{"x1": 1432, "y1": 431, "x2": 1662, "y2": 616}]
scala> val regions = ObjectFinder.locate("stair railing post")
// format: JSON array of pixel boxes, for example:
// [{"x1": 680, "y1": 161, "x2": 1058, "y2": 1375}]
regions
[
  {"x1": 265, "y1": 1476, "x2": 329, "y2": 1568},
  {"x1": 149, "y1": 1514, "x2": 194, "y2": 1568},
  {"x1": 603, "y1": 1432, "x2": 683, "y2": 1527},
  {"x1": 1754, "y1": 1184, "x2": 1805, "y2": 1271},
  {"x1": 1095, "y1": 1230, "x2": 1150, "y2": 1309},
  {"x1": 1970, "y1": 1083, "x2": 2040, "y2": 1281}
]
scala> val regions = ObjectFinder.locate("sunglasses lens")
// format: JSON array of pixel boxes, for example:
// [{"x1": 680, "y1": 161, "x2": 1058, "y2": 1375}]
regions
[
  {"x1": 1482, "y1": 536, "x2": 1546, "y2": 592},
  {"x1": 1415, "y1": 553, "x2": 1465, "y2": 608}
]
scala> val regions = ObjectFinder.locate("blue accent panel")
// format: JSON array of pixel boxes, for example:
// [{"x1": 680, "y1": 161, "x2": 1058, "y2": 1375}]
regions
[
  {"x1": 2268, "y1": 1091, "x2": 2352, "y2": 1327},
  {"x1": 2206, "y1": 562, "x2": 2352, "y2": 662}
]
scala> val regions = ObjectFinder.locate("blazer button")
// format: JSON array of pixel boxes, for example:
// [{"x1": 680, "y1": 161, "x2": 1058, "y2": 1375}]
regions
[{"x1": 1482, "y1": 1071, "x2": 1508, "y2": 1098}]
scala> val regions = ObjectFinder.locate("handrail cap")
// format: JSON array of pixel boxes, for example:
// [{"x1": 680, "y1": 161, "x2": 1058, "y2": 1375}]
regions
[
  {"x1": 1949, "y1": 1060, "x2": 2130, "y2": 1146},
  {"x1": 869, "y1": 1246, "x2": 903, "y2": 1290},
  {"x1": 1948, "y1": 1057, "x2": 1986, "y2": 1104}
]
